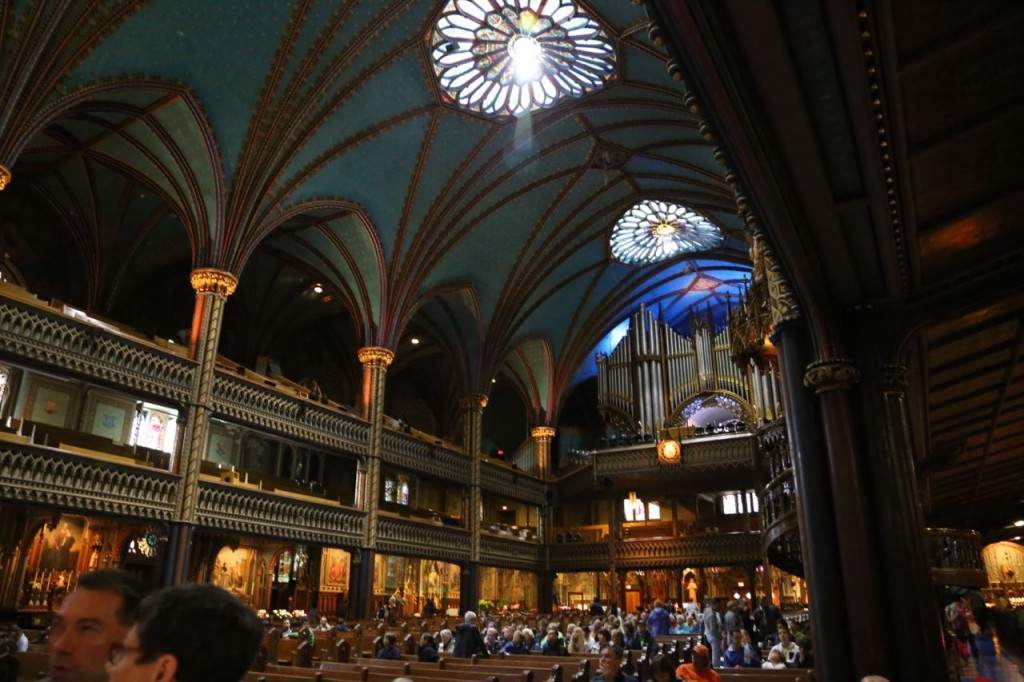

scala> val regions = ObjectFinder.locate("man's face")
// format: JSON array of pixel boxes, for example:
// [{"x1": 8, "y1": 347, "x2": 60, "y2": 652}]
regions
[
  {"x1": 732, "y1": 630, "x2": 744, "y2": 648},
  {"x1": 48, "y1": 589, "x2": 129, "y2": 682},
  {"x1": 598, "y1": 648, "x2": 620, "y2": 678},
  {"x1": 105, "y1": 626, "x2": 168, "y2": 682}
]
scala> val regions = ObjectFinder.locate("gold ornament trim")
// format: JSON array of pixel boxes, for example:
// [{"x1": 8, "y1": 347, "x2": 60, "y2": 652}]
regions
[
  {"x1": 657, "y1": 438, "x2": 681, "y2": 465},
  {"x1": 190, "y1": 268, "x2": 238, "y2": 296},
  {"x1": 0, "y1": 164, "x2": 10, "y2": 190},
  {"x1": 530, "y1": 426, "x2": 556, "y2": 440},
  {"x1": 460, "y1": 393, "x2": 489, "y2": 411},
  {"x1": 357, "y1": 346, "x2": 394, "y2": 368},
  {"x1": 803, "y1": 359, "x2": 861, "y2": 392}
]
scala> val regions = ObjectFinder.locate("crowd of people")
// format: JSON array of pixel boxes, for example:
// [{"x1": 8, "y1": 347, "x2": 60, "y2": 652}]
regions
[{"x1": 14, "y1": 574, "x2": 823, "y2": 682}]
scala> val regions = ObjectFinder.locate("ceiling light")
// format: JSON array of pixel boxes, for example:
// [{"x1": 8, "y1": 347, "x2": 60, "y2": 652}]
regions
[
  {"x1": 1014, "y1": 520, "x2": 1024, "y2": 527},
  {"x1": 491, "y1": 378, "x2": 496, "y2": 383},
  {"x1": 312, "y1": 283, "x2": 323, "y2": 294},
  {"x1": 611, "y1": 200, "x2": 723, "y2": 265},
  {"x1": 410, "y1": 337, "x2": 420, "y2": 345}
]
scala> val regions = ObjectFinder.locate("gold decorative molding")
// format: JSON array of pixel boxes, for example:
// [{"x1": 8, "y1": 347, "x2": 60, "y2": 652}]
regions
[
  {"x1": 356, "y1": 346, "x2": 394, "y2": 368},
  {"x1": 459, "y1": 393, "x2": 489, "y2": 411},
  {"x1": 530, "y1": 426, "x2": 556, "y2": 441},
  {"x1": 190, "y1": 268, "x2": 238, "y2": 296},
  {"x1": 751, "y1": 219, "x2": 801, "y2": 326},
  {"x1": 803, "y1": 359, "x2": 861, "y2": 392},
  {"x1": 657, "y1": 438, "x2": 681, "y2": 465},
  {"x1": 0, "y1": 164, "x2": 10, "y2": 190}
]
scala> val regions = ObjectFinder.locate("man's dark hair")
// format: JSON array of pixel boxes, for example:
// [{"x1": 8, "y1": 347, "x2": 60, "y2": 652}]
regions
[
  {"x1": 75, "y1": 569, "x2": 147, "y2": 626},
  {"x1": 599, "y1": 643, "x2": 624, "y2": 660},
  {"x1": 134, "y1": 584, "x2": 263, "y2": 682}
]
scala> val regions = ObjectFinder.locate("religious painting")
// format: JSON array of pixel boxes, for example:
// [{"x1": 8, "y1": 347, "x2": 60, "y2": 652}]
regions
[
  {"x1": 207, "y1": 425, "x2": 237, "y2": 467},
  {"x1": 81, "y1": 391, "x2": 135, "y2": 444},
  {"x1": 37, "y1": 515, "x2": 85, "y2": 572},
  {"x1": 24, "y1": 376, "x2": 80, "y2": 429},
  {"x1": 210, "y1": 546, "x2": 253, "y2": 597},
  {"x1": 320, "y1": 548, "x2": 351, "y2": 593}
]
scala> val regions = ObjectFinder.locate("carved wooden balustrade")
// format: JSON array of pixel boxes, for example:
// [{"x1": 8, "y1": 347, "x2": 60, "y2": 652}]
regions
[
  {"x1": 760, "y1": 423, "x2": 801, "y2": 575},
  {"x1": 593, "y1": 432, "x2": 758, "y2": 477},
  {"x1": 376, "y1": 515, "x2": 472, "y2": 564},
  {"x1": 480, "y1": 533, "x2": 545, "y2": 569},
  {"x1": 926, "y1": 528, "x2": 986, "y2": 588},
  {"x1": 0, "y1": 442, "x2": 180, "y2": 520},
  {"x1": 0, "y1": 293, "x2": 195, "y2": 403},
  {"x1": 381, "y1": 429, "x2": 468, "y2": 484},
  {"x1": 550, "y1": 532, "x2": 762, "y2": 571},
  {"x1": 197, "y1": 480, "x2": 364, "y2": 546}
]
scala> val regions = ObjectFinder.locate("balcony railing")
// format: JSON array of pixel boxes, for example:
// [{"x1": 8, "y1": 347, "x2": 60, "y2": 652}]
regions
[
  {"x1": 926, "y1": 528, "x2": 986, "y2": 588},
  {"x1": 594, "y1": 432, "x2": 757, "y2": 477}
]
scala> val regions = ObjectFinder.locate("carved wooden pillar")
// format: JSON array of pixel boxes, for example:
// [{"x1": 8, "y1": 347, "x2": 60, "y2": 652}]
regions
[
  {"x1": 170, "y1": 268, "x2": 237, "y2": 583},
  {"x1": 530, "y1": 425, "x2": 555, "y2": 479},
  {"x1": 461, "y1": 393, "x2": 487, "y2": 612},
  {"x1": 357, "y1": 346, "x2": 393, "y2": 617},
  {"x1": 760, "y1": 225, "x2": 853, "y2": 678},
  {"x1": 856, "y1": 354, "x2": 947, "y2": 680}
]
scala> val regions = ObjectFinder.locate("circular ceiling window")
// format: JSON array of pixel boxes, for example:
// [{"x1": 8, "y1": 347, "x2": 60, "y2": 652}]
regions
[
  {"x1": 430, "y1": 0, "x2": 616, "y2": 118},
  {"x1": 610, "y1": 200, "x2": 723, "y2": 265}
]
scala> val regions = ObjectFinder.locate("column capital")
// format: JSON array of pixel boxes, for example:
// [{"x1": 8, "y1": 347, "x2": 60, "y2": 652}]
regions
[
  {"x1": 190, "y1": 268, "x2": 238, "y2": 296},
  {"x1": 882, "y1": 364, "x2": 910, "y2": 393},
  {"x1": 803, "y1": 359, "x2": 861, "y2": 392},
  {"x1": 459, "y1": 393, "x2": 489, "y2": 411},
  {"x1": 0, "y1": 164, "x2": 10, "y2": 190},
  {"x1": 530, "y1": 425, "x2": 556, "y2": 441},
  {"x1": 357, "y1": 346, "x2": 394, "y2": 368}
]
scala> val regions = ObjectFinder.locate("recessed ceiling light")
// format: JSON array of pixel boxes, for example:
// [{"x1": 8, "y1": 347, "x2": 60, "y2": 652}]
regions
[
  {"x1": 491, "y1": 378, "x2": 496, "y2": 383},
  {"x1": 1014, "y1": 520, "x2": 1024, "y2": 527},
  {"x1": 410, "y1": 337, "x2": 420, "y2": 345},
  {"x1": 312, "y1": 283, "x2": 323, "y2": 294}
]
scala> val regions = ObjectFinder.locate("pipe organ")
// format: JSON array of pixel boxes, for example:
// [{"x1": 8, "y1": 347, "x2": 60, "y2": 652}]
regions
[{"x1": 596, "y1": 304, "x2": 782, "y2": 434}]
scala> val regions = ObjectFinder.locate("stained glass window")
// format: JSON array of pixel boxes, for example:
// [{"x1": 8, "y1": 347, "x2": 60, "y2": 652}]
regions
[
  {"x1": 127, "y1": 535, "x2": 157, "y2": 558},
  {"x1": 610, "y1": 200, "x2": 723, "y2": 265},
  {"x1": 384, "y1": 475, "x2": 397, "y2": 503},
  {"x1": 398, "y1": 478, "x2": 410, "y2": 506},
  {"x1": 431, "y1": 0, "x2": 616, "y2": 118}
]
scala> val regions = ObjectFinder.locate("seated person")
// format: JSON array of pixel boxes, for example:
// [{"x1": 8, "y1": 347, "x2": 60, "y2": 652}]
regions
[
  {"x1": 376, "y1": 633, "x2": 401, "y2": 660},
  {"x1": 676, "y1": 643, "x2": 721, "y2": 682},
  {"x1": 646, "y1": 654, "x2": 677, "y2": 682},
  {"x1": 500, "y1": 631, "x2": 530, "y2": 655},
  {"x1": 540, "y1": 626, "x2": 567, "y2": 656},
  {"x1": 591, "y1": 644, "x2": 637, "y2": 682},
  {"x1": 721, "y1": 629, "x2": 760, "y2": 668},
  {"x1": 762, "y1": 649, "x2": 787, "y2": 669},
  {"x1": 417, "y1": 632, "x2": 439, "y2": 662},
  {"x1": 770, "y1": 625, "x2": 801, "y2": 667},
  {"x1": 105, "y1": 583, "x2": 263, "y2": 682}
]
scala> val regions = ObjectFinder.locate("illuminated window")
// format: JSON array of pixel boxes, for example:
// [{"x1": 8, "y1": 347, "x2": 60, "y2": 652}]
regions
[
  {"x1": 430, "y1": 0, "x2": 616, "y2": 118},
  {"x1": 398, "y1": 478, "x2": 410, "y2": 506},
  {"x1": 722, "y1": 490, "x2": 760, "y2": 515},
  {"x1": 384, "y1": 475, "x2": 397, "y2": 503},
  {"x1": 623, "y1": 497, "x2": 661, "y2": 522},
  {"x1": 610, "y1": 200, "x2": 723, "y2": 265}
]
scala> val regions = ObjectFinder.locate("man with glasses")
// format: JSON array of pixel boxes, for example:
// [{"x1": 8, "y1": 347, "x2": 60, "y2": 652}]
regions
[
  {"x1": 106, "y1": 584, "x2": 262, "y2": 682},
  {"x1": 48, "y1": 569, "x2": 147, "y2": 682}
]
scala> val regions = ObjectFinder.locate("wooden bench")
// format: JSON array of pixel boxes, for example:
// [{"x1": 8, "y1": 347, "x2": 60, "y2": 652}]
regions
[{"x1": 13, "y1": 649, "x2": 49, "y2": 681}]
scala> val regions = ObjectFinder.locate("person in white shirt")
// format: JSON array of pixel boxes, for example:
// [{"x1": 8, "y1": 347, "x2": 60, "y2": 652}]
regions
[{"x1": 770, "y1": 625, "x2": 801, "y2": 668}]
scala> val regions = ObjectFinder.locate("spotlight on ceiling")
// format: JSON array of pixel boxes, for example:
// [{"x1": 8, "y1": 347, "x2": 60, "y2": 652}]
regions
[
  {"x1": 312, "y1": 283, "x2": 323, "y2": 294},
  {"x1": 1015, "y1": 520, "x2": 1024, "y2": 528},
  {"x1": 491, "y1": 378, "x2": 496, "y2": 383},
  {"x1": 410, "y1": 337, "x2": 420, "y2": 345}
]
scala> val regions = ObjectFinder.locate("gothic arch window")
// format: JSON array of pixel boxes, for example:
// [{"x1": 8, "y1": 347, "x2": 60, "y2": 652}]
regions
[{"x1": 398, "y1": 476, "x2": 410, "y2": 506}]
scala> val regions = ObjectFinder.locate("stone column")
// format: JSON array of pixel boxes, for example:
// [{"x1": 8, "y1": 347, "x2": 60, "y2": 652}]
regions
[
  {"x1": 530, "y1": 425, "x2": 556, "y2": 478},
  {"x1": 357, "y1": 346, "x2": 393, "y2": 617},
  {"x1": 461, "y1": 393, "x2": 487, "y2": 612},
  {"x1": 170, "y1": 268, "x2": 237, "y2": 583}
]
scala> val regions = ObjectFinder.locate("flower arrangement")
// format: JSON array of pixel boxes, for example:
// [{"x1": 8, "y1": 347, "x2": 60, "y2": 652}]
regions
[
  {"x1": 477, "y1": 598, "x2": 495, "y2": 613},
  {"x1": 272, "y1": 609, "x2": 292, "y2": 620}
]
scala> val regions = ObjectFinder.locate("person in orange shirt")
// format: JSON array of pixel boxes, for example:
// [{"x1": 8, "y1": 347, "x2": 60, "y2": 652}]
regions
[{"x1": 676, "y1": 644, "x2": 721, "y2": 682}]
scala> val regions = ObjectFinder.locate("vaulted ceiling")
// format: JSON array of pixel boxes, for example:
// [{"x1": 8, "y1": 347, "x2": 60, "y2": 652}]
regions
[{"x1": 0, "y1": 0, "x2": 1020, "y2": 539}]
